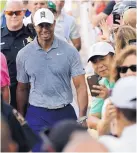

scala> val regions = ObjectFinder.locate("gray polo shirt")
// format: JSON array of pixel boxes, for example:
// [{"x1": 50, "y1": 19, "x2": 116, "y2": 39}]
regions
[{"x1": 16, "y1": 36, "x2": 85, "y2": 109}]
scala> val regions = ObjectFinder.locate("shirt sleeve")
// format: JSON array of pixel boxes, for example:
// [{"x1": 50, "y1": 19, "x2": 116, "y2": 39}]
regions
[
  {"x1": 70, "y1": 18, "x2": 80, "y2": 39},
  {"x1": 16, "y1": 51, "x2": 29, "y2": 83},
  {"x1": 0, "y1": 52, "x2": 10, "y2": 87},
  {"x1": 89, "y1": 97, "x2": 104, "y2": 115},
  {"x1": 103, "y1": 1, "x2": 116, "y2": 15},
  {"x1": 70, "y1": 49, "x2": 85, "y2": 77}
]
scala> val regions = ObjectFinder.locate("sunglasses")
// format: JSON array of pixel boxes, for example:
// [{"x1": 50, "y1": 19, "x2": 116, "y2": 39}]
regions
[
  {"x1": 117, "y1": 65, "x2": 136, "y2": 73},
  {"x1": 38, "y1": 23, "x2": 52, "y2": 28},
  {"x1": 4, "y1": 10, "x2": 23, "y2": 16}
]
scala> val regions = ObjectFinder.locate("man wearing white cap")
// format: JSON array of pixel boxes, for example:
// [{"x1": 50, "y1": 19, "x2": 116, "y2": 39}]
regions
[
  {"x1": 16, "y1": 8, "x2": 88, "y2": 148},
  {"x1": 99, "y1": 76, "x2": 136, "y2": 152},
  {"x1": 87, "y1": 42, "x2": 115, "y2": 129}
]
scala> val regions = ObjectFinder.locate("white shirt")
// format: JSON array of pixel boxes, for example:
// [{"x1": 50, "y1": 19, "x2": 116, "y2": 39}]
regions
[
  {"x1": 99, "y1": 124, "x2": 137, "y2": 152},
  {"x1": 55, "y1": 11, "x2": 80, "y2": 43}
]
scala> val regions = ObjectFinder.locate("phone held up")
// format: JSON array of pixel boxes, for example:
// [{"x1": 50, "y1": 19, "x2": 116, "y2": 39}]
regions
[
  {"x1": 113, "y1": 13, "x2": 120, "y2": 25},
  {"x1": 87, "y1": 74, "x2": 101, "y2": 97}
]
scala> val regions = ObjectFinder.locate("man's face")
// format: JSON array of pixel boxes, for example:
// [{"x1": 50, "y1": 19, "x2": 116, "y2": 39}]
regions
[
  {"x1": 91, "y1": 54, "x2": 113, "y2": 78},
  {"x1": 29, "y1": 0, "x2": 47, "y2": 15},
  {"x1": 5, "y1": 2, "x2": 25, "y2": 29},
  {"x1": 54, "y1": 0, "x2": 65, "y2": 12},
  {"x1": 35, "y1": 22, "x2": 55, "y2": 42}
]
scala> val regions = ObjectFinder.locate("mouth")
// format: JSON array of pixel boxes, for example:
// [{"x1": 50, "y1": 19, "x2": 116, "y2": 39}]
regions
[{"x1": 99, "y1": 69, "x2": 108, "y2": 73}]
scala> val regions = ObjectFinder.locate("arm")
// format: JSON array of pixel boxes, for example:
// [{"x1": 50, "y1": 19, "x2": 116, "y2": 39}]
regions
[
  {"x1": 71, "y1": 38, "x2": 81, "y2": 51},
  {"x1": 16, "y1": 82, "x2": 29, "y2": 116},
  {"x1": 1, "y1": 86, "x2": 10, "y2": 103},
  {"x1": 70, "y1": 19, "x2": 81, "y2": 51},
  {"x1": 91, "y1": 12, "x2": 108, "y2": 28},
  {"x1": 73, "y1": 75, "x2": 88, "y2": 117}
]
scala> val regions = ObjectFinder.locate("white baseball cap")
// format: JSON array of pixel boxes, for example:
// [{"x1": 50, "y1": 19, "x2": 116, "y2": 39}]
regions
[
  {"x1": 111, "y1": 76, "x2": 136, "y2": 109},
  {"x1": 33, "y1": 8, "x2": 55, "y2": 26},
  {"x1": 88, "y1": 42, "x2": 115, "y2": 62}
]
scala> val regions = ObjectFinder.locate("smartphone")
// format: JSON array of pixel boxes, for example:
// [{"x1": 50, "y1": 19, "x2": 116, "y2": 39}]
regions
[
  {"x1": 87, "y1": 75, "x2": 99, "y2": 97},
  {"x1": 113, "y1": 13, "x2": 120, "y2": 25}
]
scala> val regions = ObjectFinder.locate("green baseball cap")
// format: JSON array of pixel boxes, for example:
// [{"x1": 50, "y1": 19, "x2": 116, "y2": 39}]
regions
[{"x1": 48, "y1": 1, "x2": 56, "y2": 12}]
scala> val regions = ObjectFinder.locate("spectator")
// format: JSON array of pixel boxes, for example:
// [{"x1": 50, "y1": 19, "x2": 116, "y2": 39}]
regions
[
  {"x1": 54, "y1": 0, "x2": 81, "y2": 51},
  {"x1": 90, "y1": 0, "x2": 116, "y2": 28},
  {"x1": 98, "y1": 45, "x2": 136, "y2": 136},
  {"x1": 111, "y1": 45, "x2": 136, "y2": 82},
  {"x1": 1, "y1": 115, "x2": 18, "y2": 152},
  {"x1": 23, "y1": 0, "x2": 48, "y2": 26},
  {"x1": 115, "y1": 25, "x2": 136, "y2": 54},
  {"x1": 99, "y1": 76, "x2": 136, "y2": 152},
  {"x1": 16, "y1": 8, "x2": 88, "y2": 151},
  {"x1": 0, "y1": 52, "x2": 10, "y2": 103},
  {"x1": 63, "y1": 131, "x2": 108, "y2": 152},
  {"x1": 1, "y1": 0, "x2": 35, "y2": 109},
  {"x1": 87, "y1": 42, "x2": 115, "y2": 123},
  {"x1": 47, "y1": 120, "x2": 86, "y2": 152},
  {"x1": 1, "y1": 99, "x2": 39, "y2": 152},
  {"x1": 122, "y1": 8, "x2": 136, "y2": 29}
]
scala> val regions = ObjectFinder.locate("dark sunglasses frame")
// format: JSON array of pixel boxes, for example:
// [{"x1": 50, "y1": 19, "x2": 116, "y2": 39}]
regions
[
  {"x1": 4, "y1": 10, "x2": 24, "y2": 16},
  {"x1": 117, "y1": 65, "x2": 136, "y2": 74}
]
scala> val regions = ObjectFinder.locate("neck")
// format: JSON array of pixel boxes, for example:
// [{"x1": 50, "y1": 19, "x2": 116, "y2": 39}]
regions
[
  {"x1": 38, "y1": 37, "x2": 54, "y2": 51},
  {"x1": 7, "y1": 24, "x2": 23, "y2": 31},
  {"x1": 56, "y1": 10, "x2": 61, "y2": 18}
]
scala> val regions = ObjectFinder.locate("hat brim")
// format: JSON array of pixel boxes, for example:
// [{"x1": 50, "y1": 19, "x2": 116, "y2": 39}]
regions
[{"x1": 35, "y1": 19, "x2": 54, "y2": 26}]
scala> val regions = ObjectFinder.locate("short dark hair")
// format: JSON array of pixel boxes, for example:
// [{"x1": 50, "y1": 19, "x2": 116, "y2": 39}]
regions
[
  {"x1": 49, "y1": 120, "x2": 87, "y2": 152},
  {"x1": 118, "y1": 108, "x2": 136, "y2": 122},
  {"x1": 89, "y1": 52, "x2": 114, "y2": 63}
]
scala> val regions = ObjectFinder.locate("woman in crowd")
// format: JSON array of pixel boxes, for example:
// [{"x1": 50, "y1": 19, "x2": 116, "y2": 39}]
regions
[
  {"x1": 114, "y1": 25, "x2": 136, "y2": 54},
  {"x1": 97, "y1": 45, "x2": 136, "y2": 136}
]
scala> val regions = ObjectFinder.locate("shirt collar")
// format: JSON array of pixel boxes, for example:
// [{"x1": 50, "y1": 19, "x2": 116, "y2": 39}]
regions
[
  {"x1": 1, "y1": 25, "x2": 31, "y2": 37},
  {"x1": 33, "y1": 36, "x2": 59, "y2": 52},
  {"x1": 57, "y1": 10, "x2": 65, "y2": 22}
]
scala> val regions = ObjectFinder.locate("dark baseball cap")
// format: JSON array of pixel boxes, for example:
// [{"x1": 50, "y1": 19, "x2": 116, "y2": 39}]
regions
[{"x1": 48, "y1": 1, "x2": 56, "y2": 12}]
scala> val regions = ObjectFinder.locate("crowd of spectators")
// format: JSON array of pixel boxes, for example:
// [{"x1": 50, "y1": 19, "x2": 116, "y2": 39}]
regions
[{"x1": 1, "y1": 0, "x2": 136, "y2": 152}]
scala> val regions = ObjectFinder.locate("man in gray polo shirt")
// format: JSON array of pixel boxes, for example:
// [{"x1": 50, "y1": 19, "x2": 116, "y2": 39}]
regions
[{"x1": 16, "y1": 8, "x2": 88, "y2": 143}]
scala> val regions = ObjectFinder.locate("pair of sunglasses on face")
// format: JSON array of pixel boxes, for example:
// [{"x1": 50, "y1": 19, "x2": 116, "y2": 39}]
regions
[
  {"x1": 117, "y1": 65, "x2": 136, "y2": 73},
  {"x1": 4, "y1": 10, "x2": 24, "y2": 16}
]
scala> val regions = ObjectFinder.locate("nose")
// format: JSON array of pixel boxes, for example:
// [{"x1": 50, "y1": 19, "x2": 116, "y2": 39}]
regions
[
  {"x1": 37, "y1": 3, "x2": 43, "y2": 9},
  {"x1": 125, "y1": 69, "x2": 135, "y2": 76}
]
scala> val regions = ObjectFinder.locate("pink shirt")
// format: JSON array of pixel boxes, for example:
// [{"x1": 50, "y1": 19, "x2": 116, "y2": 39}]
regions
[{"x1": 0, "y1": 52, "x2": 10, "y2": 87}]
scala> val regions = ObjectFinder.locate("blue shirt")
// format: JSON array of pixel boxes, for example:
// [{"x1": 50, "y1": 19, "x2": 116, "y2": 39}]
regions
[{"x1": 16, "y1": 36, "x2": 85, "y2": 109}]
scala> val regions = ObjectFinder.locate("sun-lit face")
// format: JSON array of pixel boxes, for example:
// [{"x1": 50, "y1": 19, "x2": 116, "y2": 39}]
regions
[
  {"x1": 91, "y1": 54, "x2": 114, "y2": 78},
  {"x1": 120, "y1": 54, "x2": 136, "y2": 78},
  {"x1": 35, "y1": 22, "x2": 55, "y2": 42},
  {"x1": 5, "y1": 2, "x2": 25, "y2": 30},
  {"x1": 29, "y1": 0, "x2": 47, "y2": 16},
  {"x1": 54, "y1": 0, "x2": 65, "y2": 12}
]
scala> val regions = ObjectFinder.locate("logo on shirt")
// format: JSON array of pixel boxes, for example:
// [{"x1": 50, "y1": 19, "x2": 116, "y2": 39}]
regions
[{"x1": 57, "y1": 53, "x2": 64, "y2": 56}]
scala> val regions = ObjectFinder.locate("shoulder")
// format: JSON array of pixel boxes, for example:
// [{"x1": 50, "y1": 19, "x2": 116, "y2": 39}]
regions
[
  {"x1": 63, "y1": 12, "x2": 75, "y2": 21},
  {"x1": 57, "y1": 36, "x2": 78, "y2": 53},
  {"x1": 1, "y1": 26, "x2": 9, "y2": 37},
  {"x1": 17, "y1": 41, "x2": 34, "y2": 60}
]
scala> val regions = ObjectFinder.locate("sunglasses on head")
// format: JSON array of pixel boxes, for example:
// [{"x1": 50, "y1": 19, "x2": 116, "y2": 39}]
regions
[
  {"x1": 4, "y1": 10, "x2": 23, "y2": 16},
  {"x1": 38, "y1": 23, "x2": 52, "y2": 28},
  {"x1": 117, "y1": 65, "x2": 136, "y2": 73}
]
